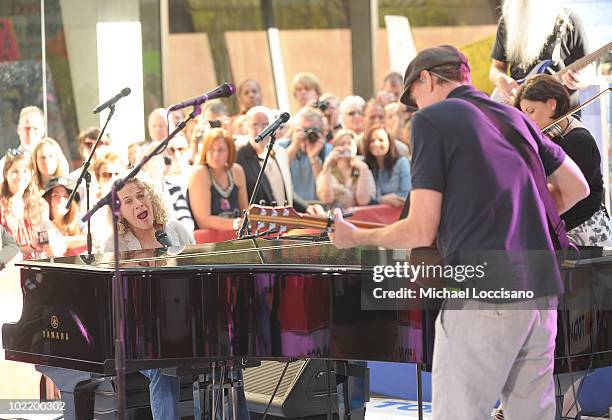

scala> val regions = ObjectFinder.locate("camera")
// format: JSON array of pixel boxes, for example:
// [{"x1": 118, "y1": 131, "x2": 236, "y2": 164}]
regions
[
  {"x1": 38, "y1": 230, "x2": 49, "y2": 246},
  {"x1": 304, "y1": 127, "x2": 321, "y2": 143},
  {"x1": 312, "y1": 100, "x2": 329, "y2": 112}
]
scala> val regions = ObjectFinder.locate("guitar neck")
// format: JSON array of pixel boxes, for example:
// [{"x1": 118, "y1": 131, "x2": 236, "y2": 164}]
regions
[
  {"x1": 559, "y1": 42, "x2": 612, "y2": 76},
  {"x1": 249, "y1": 213, "x2": 386, "y2": 230}
]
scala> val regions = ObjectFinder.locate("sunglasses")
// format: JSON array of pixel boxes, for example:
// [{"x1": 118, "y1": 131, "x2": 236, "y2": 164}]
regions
[{"x1": 6, "y1": 148, "x2": 30, "y2": 158}]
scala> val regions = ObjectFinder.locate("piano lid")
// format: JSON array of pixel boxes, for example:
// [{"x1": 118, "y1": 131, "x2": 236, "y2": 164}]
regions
[{"x1": 16, "y1": 238, "x2": 372, "y2": 274}]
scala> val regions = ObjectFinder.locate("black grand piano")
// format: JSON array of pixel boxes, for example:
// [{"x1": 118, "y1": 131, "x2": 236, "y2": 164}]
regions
[{"x1": 3, "y1": 239, "x2": 612, "y2": 418}]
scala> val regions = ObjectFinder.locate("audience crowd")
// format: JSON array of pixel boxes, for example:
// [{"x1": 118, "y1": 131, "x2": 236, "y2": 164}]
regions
[{"x1": 0, "y1": 72, "x2": 415, "y2": 262}]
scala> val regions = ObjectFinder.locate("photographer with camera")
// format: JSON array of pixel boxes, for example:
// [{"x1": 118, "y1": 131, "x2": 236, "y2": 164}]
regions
[
  {"x1": 316, "y1": 129, "x2": 375, "y2": 210},
  {"x1": 279, "y1": 109, "x2": 331, "y2": 206},
  {"x1": 311, "y1": 93, "x2": 341, "y2": 142}
]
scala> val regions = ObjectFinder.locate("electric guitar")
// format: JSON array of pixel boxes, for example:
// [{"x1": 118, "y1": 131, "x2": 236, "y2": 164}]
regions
[{"x1": 490, "y1": 41, "x2": 612, "y2": 104}]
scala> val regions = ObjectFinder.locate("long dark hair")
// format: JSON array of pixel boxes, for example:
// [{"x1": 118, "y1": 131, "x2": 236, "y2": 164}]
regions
[{"x1": 364, "y1": 124, "x2": 398, "y2": 171}]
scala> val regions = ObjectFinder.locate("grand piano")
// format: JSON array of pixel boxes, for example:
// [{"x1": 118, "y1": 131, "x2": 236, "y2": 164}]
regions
[{"x1": 3, "y1": 239, "x2": 612, "y2": 418}]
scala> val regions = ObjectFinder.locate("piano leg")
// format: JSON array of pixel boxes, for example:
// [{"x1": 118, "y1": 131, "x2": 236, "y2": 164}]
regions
[
  {"x1": 35, "y1": 365, "x2": 102, "y2": 420},
  {"x1": 334, "y1": 361, "x2": 369, "y2": 420}
]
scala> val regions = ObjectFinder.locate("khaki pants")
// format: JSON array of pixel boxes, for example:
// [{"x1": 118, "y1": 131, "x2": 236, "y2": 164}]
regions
[{"x1": 432, "y1": 297, "x2": 558, "y2": 420}]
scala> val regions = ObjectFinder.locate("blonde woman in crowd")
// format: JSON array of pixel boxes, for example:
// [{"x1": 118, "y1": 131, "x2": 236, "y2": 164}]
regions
[
  {"x1": 316, "y1": 129, "x2": 375, "y2": 210},
  {"x1": 31, "y1": 137, "x2": 70, "y2": 190}
]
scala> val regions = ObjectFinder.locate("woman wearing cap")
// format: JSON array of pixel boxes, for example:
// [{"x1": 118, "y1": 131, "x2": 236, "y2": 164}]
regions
[
  {"x1": 0, "y1": 149, "x2": 64, "y2": 259},
  {"x1": 103, "y1": 176, "x2": 194, "y2": 420},
  {"x1": 32, "y1": 137, "x2": 70, "y2": 190},
  {"x1": 42, "y1": 177, "x2": 86, "y2": 253},
  {"x1": 316, "y1": 129, "x2": 375, "y2": 210}
]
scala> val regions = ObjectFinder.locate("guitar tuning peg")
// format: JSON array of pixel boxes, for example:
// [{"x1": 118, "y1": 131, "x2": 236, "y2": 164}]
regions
[
  {"x1": 259, "y1": 200, "x2": 266, "y2": 206},
  {"x1": 271, "y1": 200, "x2": 277, "y2": 207},
  {"x1": 284, "y1": 200, "x2": 288, "y2": 207}
]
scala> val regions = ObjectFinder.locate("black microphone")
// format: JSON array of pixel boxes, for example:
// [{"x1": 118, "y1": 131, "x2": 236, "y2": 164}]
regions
[
  {"x1": 168, "y1": 82, "x2": 235, "y2": 112},
  {"x1": 155, "y1": 230, "x2": 173, "y2": 247},
  {"x1": 92, "y1": 87, "x2": 131, "y2": 114},
  {"x1": 254, "y1": 112, "x2": 290, "y2": 143}
]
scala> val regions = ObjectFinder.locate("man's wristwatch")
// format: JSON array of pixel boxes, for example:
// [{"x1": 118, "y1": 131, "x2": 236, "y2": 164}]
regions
[{"x1": 310, "y1": 157, "x2": 322, "y2": 166}]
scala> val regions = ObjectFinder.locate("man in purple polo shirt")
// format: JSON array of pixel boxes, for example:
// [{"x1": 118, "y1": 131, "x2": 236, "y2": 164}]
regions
[{"x1": 330, "y1": 45, "x2": 589, "y2": 419}]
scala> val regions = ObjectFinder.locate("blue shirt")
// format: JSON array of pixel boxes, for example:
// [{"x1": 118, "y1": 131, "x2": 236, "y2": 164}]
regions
[
  {"x1": 278, "y1": 139, "x2": 332, "y2": 201},
  {"x1": 373, "y1": 156, "x2": 411, "y2": 201}
]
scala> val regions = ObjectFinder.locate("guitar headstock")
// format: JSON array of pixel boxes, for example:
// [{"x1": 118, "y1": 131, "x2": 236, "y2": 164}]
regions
[{"x1": 247, "y1": 204, "x2": 329, "y2": 234}]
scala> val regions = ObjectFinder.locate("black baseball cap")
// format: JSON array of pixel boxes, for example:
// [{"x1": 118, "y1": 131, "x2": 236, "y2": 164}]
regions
[
  {"x1": 400, "y1": 45, "x2": 470, "y2": 111},
  {"x1": 42, "y1": 176, "x2": 79, "y2": 202}
]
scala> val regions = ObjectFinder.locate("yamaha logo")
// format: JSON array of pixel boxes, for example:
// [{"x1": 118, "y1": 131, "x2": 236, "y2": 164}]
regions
[{"x1": 50, "y1": 315, "x2": 59, "y2": 329}]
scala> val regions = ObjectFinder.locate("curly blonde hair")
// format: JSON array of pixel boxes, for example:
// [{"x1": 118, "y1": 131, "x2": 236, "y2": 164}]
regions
[{"x1": 116, "y1": 177, "x2": 169, "y2": 234}]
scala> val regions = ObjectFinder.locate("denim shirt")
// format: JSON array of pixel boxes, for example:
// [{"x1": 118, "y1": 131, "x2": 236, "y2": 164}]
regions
[
  {"x1": 278, "y1": 138, "x2": 332, "y2": 201},
  {"x1": 373, "y1": 156, "x2": 411, "y2": 201}
]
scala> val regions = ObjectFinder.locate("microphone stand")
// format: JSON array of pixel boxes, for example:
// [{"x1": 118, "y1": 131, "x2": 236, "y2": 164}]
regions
[
  {"x1": 237, "y1": 132, "x2": 279, "y2": 239},
  {"x1": 66, "y1": 105, "x2": 116, "y2": 263},
  {"x1": 81, "y1": 105, "x2": 201, "y2": 420}
]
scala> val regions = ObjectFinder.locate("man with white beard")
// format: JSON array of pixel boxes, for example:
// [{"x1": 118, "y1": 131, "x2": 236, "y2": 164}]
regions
[{"x1": 489, "y1": 0, "x2": 588, "y2": 104}]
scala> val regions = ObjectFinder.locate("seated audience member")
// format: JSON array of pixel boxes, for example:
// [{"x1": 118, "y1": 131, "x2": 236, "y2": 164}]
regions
[
  {"x1": 363, "y1": 125, "x2": 411, "y2": 207},
  {"x1": 237, "y1": 79, "x2": 263, "y2": 114},
  {"x1": 363, "y1": 100, "x2": 409, "y2": 158},
  {"x1": 127, "y1": 141, "x2": 147, "y2": 169},
  {"x1": 0, "y1": 106, "x2": 46, "y2": 180},
  {"x1": 292, "y1": 72, "x2": 322, "y2": 108},
  {"x1": 187, "y1": 128, "x2": 247, "y2": 230},
  {"x1": 0, "y1": 226, "x2": 20, "y2": 270},
  {"x1": 278, "y1": 109, "x2": 331, "y2": 204},
  {"x1": 42, "y1": 177, "x2": 85, "y2": 251},
  {"x1": 0, "y1": 149, "x2": 63, "y2": 259},
  {"x1": 137, "y1": 144, "x2": 195, "y2": 232},
  {"x1": 339, "y1": 95, "x2": 365, "y2": 136},
  {"x1": 515, "y1": 74, "x2": 612, "y2": 246},
  {"x1": 32, "y1": 137, "x2": 70, "y2": 190},
  {"x1": 147, "y1": 108, "x2": 168, "y2": 142},
  {"x1": 377, "y1": 71, "x2": 403, "y2": 105},
  {"x1": 236, "y1": 106, "x2": 296, "y2": 209},
  {"x1": 166, "y1": 132, "x2": 194, "y2": 193},
  {"x1": 317, "y1": 129, "x2": 375, "y2": 209}
]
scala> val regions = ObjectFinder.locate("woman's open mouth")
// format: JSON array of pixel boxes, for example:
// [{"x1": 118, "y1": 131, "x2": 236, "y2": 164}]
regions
[{"x1": 136, "y1": 210, "x2": 149, "y2": 220}]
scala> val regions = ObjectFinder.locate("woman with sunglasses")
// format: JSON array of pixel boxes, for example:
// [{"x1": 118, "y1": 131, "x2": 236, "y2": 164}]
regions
[
  {"x1": 0, "y1": 149, "x2": 64, "y2": 259},
  {"x1": 31, "y1": 137, "x2": 70, "y2": 190},
  {"x1": 339, "y1": 95, "x2": 365, "y2": 136}
]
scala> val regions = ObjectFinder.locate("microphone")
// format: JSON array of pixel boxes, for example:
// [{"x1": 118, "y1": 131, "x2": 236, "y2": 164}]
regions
[
  {"x1": 155, "y1": 230, "x2": 173, "y2": 248},
  {"x1": 168, "y1": 82, "x2": 235, "y2": 112},
  {"x1": 254, "y1": 112, "x2": 290, "y2": 143},
  {"x1": 92, "y1": 87, "x2": 131, "y2": 114}
]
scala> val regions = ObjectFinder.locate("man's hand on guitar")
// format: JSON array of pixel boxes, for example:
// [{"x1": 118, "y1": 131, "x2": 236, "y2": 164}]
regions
[
  {"x1": 561, "y1": 68, "x2": 583, "y2": 91},
  {"x1": 498, "y1": 74, "x2": 520, "y2": 103},
  {"x1": 329, "y1": 208, "x2": 358, "y2": 249}
]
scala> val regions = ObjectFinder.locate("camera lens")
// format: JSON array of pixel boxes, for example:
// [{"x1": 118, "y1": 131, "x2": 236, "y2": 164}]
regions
[{"x1": 306, "y1": 129, "x2": 319, "y2": 143}]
